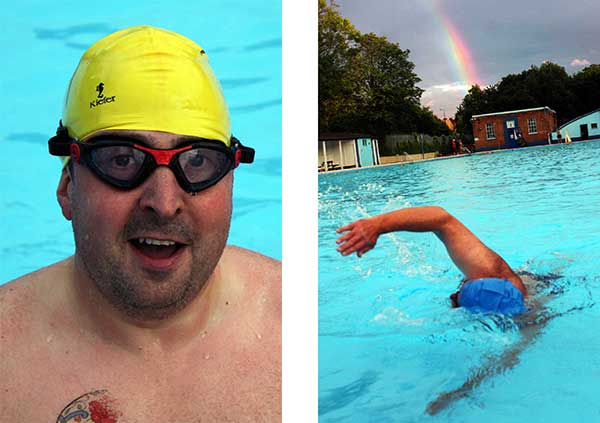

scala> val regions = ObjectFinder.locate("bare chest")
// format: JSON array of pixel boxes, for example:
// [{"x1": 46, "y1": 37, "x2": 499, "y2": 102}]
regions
[{"x1": 5, "y1": 337, "x2": 280, "y2": 422}]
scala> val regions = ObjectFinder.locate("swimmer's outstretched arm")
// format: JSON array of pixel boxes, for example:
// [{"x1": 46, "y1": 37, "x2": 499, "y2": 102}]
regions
[
  {"x1": 336, "y1": 206, "x2": 525, "y2": 294},
  {"x1": 426, "y1": 308, "x2": 563, "y2": 415},
  {"x1": 425, "y1": 325, "x2": 534, "y2": 415}
]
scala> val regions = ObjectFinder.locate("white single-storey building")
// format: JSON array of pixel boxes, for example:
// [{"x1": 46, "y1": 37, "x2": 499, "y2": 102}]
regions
[
  {"x1": 551, "y1": 108, "x2": 600, "y2": 142},
  {"x1": 318, "y1": 133, "x2": 380, "y2": 172}
]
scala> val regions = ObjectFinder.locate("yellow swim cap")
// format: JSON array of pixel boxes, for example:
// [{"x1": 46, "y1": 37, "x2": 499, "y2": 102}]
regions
[{"x1": 62, "y1": 25, "x2": 230, "y2": 146}]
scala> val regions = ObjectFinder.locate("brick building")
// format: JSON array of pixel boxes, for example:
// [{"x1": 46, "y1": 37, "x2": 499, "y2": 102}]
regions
[{"x1": 471, "y1": 107, "x2": 557, "y2": 151}]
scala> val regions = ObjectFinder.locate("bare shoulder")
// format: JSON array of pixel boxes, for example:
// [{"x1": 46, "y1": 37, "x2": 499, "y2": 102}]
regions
[
  {"x1": 1, "y1": 269, "x2": 45, "y2": 332},
  {"x1": 223, "y1": 245, "x2": 281, "y2": 284},
  {"x1": 0, "y1": 259, "x2": 71, "y2": 343},
  {"x1": 1, "y1": 258, "x2": 71, "y2": 299},
  {"x1": 221, "y1": 245, "x2": 281, "y2": 319},
  {"x1": 1, "y1": 260, "x2": 73, "y2": 408}
]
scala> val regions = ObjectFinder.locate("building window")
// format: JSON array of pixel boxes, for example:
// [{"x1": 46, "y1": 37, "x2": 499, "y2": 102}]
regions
[
  {"x1": 527, "y1": 118, "x2": 538, "y2": 134},
  {"x1": 486, "y1": 122, "x2": 495, "y2": 140},
  {"x1": 592, "y1": 123, "x2": 598, "y2": 129}
]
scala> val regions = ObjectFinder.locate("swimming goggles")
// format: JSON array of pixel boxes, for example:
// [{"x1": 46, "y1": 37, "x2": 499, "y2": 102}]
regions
[
  {"x1": 449, "y1": 291, "x2": 460, "y2": 308},
  {"x1": 449, "y1": 279, "x2": 467, "y2": 308},
  {"x1": 48, "y1": 122, "x2": 255, "y2": 193}
]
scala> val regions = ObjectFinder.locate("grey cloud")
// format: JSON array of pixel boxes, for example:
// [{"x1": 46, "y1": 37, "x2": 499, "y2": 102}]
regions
[{"x1": 336, "y1": 0, "x2": 600, "y2": 114}]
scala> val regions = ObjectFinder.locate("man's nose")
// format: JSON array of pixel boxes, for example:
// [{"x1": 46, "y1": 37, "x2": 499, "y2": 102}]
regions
[{"x1": 138, "y1": 166, "x2": 184, "y2": 218}]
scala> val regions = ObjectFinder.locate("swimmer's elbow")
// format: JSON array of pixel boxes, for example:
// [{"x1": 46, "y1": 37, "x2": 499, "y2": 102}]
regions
[
  {"x1": 433, "y1": 208, "x2": 458, "y2": 235},
  {"x1": 428, "y1": 205, "x2": 449, "y2": 217}
]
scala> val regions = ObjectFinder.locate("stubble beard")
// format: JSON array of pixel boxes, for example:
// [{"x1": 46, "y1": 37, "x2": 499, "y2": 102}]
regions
[{"x1": 71, "y1": 206, "x2": 231, "y2": 322}]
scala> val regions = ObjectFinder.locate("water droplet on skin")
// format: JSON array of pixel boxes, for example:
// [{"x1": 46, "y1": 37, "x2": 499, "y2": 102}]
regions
[
  {"x1": 46, "y1": 335, "x2": 53, "y2": 343},
  {"x1": 256, "y1": 333, "x2": 262, "y2": 340},
  {"x1": 204, "y1": 353, "x2": 210, "y2": 360}
]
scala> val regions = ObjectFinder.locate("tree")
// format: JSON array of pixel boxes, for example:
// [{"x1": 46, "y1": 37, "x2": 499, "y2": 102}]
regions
[
  {"x1": 318, "y1": 0, "x2": 360, "y2": 132},
  {"x1": 343, "y1": 32, "x2": 424, "y2": 135},
  {"x1": 455, "y1": 84, "x2": 495, "y2": 136},
  {"x1": 318, "y1": 1, "x2": 444, "y2": 137},
  {"x1": 415, "y1": 107, "x2": 450, "y2": 135},
  {"x1": 570, "y1": 64, "x2": 600, "y2": 117},
  {"x1": 523, "y1": 62, "x2": 577, "y2": 122}
]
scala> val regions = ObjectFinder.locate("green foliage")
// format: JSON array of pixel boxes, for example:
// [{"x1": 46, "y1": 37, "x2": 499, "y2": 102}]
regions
[
  {"x1": 570, "y1": 64, "x2": 600, "y2": 117},
  {"x1": 455, "y1": 84, "x2": 495, "y2": 136},
  {"x1": 318, "y1": 0, "x2": 360, "y2": 131},
  {"x1": 319, "y1": 1, "x2": 447, "y2": 137},
  {"x1": 455, "y1": 62, "x2": 600, "y2": 136},
  {"x1": 415, "y1": 107, "x2": 451, "y2": 135}
]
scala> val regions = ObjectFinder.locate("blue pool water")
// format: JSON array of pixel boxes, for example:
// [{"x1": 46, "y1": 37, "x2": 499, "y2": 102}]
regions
[
  {"x1": 1, "y1": 1, "x2": 281, "y2": 283},
  {"x1": 319, "y1": 141, "x2": 600, "y2": 422}
]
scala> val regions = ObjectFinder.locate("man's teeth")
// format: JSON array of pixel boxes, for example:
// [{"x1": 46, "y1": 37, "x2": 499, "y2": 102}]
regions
[{"x1": 137, "y1": 238, "x2": 176, "y2": 246}]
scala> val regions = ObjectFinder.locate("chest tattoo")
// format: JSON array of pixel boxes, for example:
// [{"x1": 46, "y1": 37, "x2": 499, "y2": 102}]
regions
[{"x1": 56, "y1": 390, "x2": 121, "y2": 423}]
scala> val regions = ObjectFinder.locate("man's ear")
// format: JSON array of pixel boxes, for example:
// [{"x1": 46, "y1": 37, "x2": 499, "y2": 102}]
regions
[{"x1": 57, "y1": 166, "x2": 73, "y2": 221}]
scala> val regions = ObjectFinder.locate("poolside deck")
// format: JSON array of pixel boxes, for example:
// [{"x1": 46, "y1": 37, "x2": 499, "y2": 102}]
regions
[{"x1": 318, "y1": 138, "x2": 600, "y2": 174}]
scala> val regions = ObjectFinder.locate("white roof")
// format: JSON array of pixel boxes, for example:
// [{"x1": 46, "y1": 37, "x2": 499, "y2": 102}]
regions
[{"x1": 471, "y1": 106, "x2": 556, "y2": 120}]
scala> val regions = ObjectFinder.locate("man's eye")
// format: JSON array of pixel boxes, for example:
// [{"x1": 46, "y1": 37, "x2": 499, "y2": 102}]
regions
[
  {"x1": 189, "y1": 153, "x2": 206, "y2": 167},
  {"x1": 113, "y1": 155, "x2": 133, "y2": 167}
]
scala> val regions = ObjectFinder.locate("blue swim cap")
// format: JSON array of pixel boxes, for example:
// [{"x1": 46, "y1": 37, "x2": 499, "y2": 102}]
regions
[{"x1": 458, "y1": 278, "x2": 526, "y2": 315}]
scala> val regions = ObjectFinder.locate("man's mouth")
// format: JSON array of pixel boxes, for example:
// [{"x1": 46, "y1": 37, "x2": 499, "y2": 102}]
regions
[{"x1": 129, "y1": 237, "x2": 185, "y2": 260}]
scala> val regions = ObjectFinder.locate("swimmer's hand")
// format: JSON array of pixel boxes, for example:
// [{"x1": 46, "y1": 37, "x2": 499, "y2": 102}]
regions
[{"x1": 336, "y1": 218, "x2": 380, "y2": 257}]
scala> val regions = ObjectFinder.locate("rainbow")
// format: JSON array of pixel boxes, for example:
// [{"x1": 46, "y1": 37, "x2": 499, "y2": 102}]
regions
[{"x1": 429, "y1": 0, "x2": 481, "y2": 91}]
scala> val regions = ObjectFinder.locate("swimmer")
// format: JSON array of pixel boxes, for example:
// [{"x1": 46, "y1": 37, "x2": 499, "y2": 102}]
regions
[
  {"x1": 336, "y1": 206, "x2": 527, "y2": 315},
  {"x1": 0, "y1": 26, "x2": 280, "y2": 422},
  {"x1": 336, "y1": 206, "x2": 560, "y2": 414}
]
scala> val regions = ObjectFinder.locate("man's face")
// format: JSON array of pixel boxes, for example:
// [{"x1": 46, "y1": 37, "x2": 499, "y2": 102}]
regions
[{"x1": 59, "y1": 130, "x2": 233, "y2": 320}]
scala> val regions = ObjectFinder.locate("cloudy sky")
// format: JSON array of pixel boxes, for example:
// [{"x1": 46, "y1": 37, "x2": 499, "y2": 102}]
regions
[{"x1": 336, "y1": 0, "x2": 600, "y2": 117}]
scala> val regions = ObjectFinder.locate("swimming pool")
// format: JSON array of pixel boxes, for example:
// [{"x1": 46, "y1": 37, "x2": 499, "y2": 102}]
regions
[
  {"x1": 1, "y1": 1, "x2": 281, "y2": 283},
  {"x1": 319, "y1": 141, "x2": 600, "y2": 421}
]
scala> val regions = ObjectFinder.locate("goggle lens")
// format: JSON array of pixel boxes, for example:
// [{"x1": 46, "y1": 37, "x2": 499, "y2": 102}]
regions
[
  {"x1": 177, "y1": 148, "x2": 231, "y2": 184},
  {"x1": 90, "y1": 145, "x2": 147, "y2": 182}
]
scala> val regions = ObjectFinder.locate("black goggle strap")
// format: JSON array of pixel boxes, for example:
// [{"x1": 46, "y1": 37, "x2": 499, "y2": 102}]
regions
[
  {"x1": 47, "y1": 129, "x2": 89, "y2": 164},
  {"x1": 47, "y1": 122, "x2": 72, "y2": 156},
  {"x1": 231, "y1": 136, "x2": 255, "y2": 167}
]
